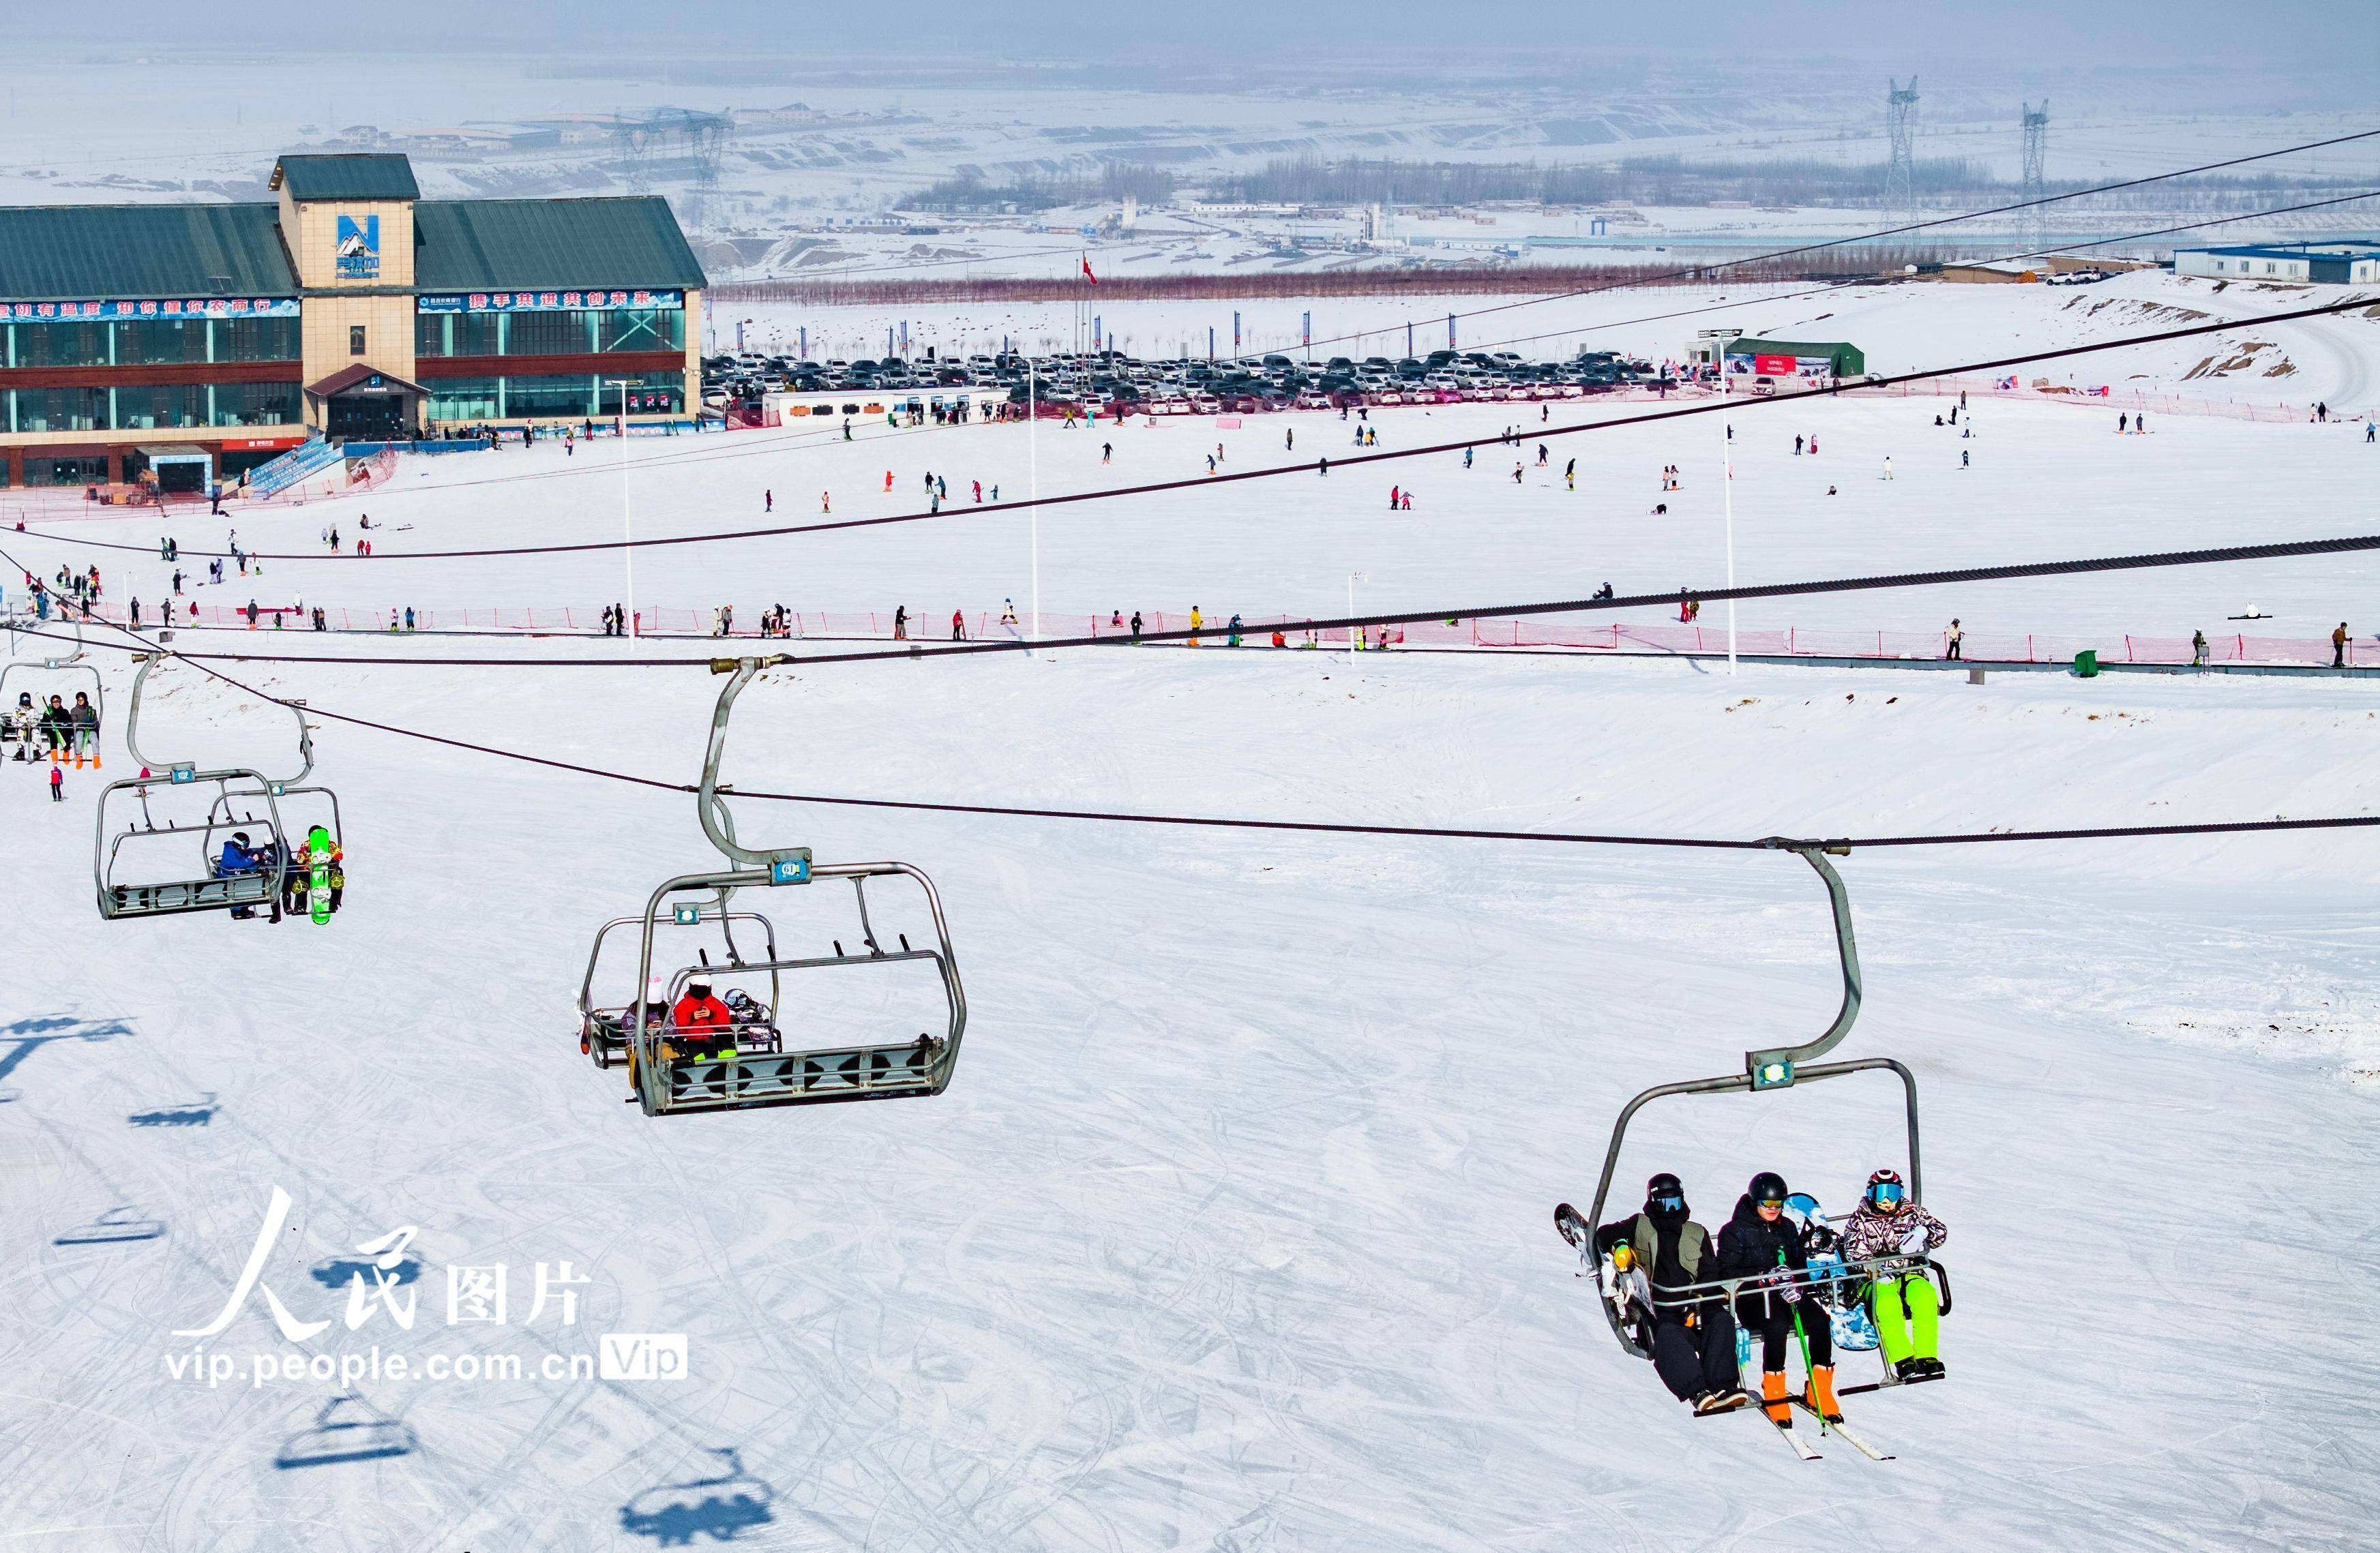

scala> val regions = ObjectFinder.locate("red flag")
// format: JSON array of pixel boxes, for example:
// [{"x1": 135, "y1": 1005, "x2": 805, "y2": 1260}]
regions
[{"x1": 1081, "y1": 255, "x2": 1097, "y2": 285}]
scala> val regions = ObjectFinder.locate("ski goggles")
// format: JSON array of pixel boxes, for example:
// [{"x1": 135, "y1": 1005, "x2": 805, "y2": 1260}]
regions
[
  {"x1": 1650, "y1": 1192, "x2": 1685, "y2": 1213},
  {"x1": 1755, "y1": 1196, "x2": 1785, "y2": 1211},
  {"x1": 1869, "y1": 1181, "x2": 1906, "y2": 1207}
]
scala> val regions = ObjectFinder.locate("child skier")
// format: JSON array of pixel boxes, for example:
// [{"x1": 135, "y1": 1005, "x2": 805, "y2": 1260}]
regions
[{"x1": 1839, "y1": 1168, "x2": 1949, "y2": 1381}]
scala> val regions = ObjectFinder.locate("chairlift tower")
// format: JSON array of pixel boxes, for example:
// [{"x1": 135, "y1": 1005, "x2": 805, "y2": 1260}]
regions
[
  {"x1": 1885, "y1": 78, "x2": 1920, "y2": 230},
  {"x1": 2019, "y1": 102, "x2": 2050, "y2": 258}
]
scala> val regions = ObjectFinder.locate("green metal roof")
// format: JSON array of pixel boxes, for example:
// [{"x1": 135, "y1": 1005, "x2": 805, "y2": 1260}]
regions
[
  {"x1": 413, "y1": 198, "x2": 706, "y2": 293},
  {"x1": 0, "y1": 203, "x2": 295, "y2": 302},
  {"x1": 271, "y1": 153, "x2": 421, "y2": 202}
]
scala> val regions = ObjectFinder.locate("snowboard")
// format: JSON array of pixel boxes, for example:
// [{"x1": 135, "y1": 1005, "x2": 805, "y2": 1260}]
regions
[{"x1": 305, "y1": 824, "x2": 335, "y2": 925}]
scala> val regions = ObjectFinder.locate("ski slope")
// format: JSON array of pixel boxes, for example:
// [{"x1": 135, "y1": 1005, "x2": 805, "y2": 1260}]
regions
[{"x1": 5, "y1": 363, "x2": 2380, "y2": 1550}]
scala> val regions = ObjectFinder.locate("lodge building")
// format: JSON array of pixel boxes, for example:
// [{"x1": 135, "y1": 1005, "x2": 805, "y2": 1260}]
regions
[{"x1": 0, "y1": 152, "x2": 705, "y2": 489}]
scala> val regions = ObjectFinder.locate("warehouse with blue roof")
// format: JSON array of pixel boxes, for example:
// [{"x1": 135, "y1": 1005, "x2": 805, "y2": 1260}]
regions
[{"x1": 0, "y1": 152, "x2": 705, "y2": 488}]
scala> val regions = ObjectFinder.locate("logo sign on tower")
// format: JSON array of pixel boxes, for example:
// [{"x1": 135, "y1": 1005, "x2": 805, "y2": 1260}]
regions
[{"x1": 334, "y1": 215, "x2": 381, "y2": 280}]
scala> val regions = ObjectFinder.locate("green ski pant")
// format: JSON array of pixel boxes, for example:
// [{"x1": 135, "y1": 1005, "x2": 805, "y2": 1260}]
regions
[{"x1": 1869, "y1": 1272, "x2": 1941, "y2": 1363}]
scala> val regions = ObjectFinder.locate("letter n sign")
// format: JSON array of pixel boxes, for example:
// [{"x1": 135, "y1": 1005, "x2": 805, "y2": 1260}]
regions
[{"x1": 335, "y1": 215, "x2": 381, "y2": 280}]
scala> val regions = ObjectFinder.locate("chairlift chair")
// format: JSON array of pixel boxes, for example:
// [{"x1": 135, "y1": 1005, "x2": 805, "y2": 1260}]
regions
[
  {"x1": 616, "y1": 656, "x2": 968, "y2": 1117},
  {"x1": 1558, "y1": 842, "x2": 1950, "y2": 1396},
  {"x1": 91, "y1": 652, "x2": 316, "y2": 921},
  {"x1": 1, "y1": 616, "x2": 103, "y2": 755},
  {"x1": 578, "y1": 902, "x2": 782, "y2": 1069}
]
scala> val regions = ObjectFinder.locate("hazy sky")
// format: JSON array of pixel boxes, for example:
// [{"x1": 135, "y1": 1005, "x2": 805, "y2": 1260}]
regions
[{"x1": 41, "y1": 2, "x2": 2380, "y2": 82}]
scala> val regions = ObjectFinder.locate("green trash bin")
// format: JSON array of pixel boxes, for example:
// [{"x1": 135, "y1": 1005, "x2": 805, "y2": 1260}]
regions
[{"x1": 2074, "y1": 649, "x2": 2100, "y2": 678}]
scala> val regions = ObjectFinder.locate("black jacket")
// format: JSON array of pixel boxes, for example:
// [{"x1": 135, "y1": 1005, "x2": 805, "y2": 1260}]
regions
[
  {"x1": 1594, "y1": 1203, "x2": 1709, "y2": 1293},
  {"x1": 1714, "y1": 1194, "x2": 1810, "y2": 1282}
]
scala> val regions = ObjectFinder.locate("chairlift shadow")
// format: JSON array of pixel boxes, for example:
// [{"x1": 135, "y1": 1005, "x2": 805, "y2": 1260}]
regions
[
  {"x1": 128, "y1": 1091, "x2": 218, "y2": 1127},
  {"x1": 273, "y1": 1393, "x2": 417, "y2": 1468},
  {"x1": 310, "y1": 1254, "x2": 423, "y2": 1291},
  {"x1": 53, "y1": 1206, "x2": 165, "y2": 1245},
  {"x1": 619, "y1": 1448, "x2": 776, "y2": 1546}
]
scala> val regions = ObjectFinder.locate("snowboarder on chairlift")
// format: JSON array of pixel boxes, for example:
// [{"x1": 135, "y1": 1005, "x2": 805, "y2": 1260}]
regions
[
  {"x1": 1836, "y1": 1168, "x2": 1948, "y2": 1382},
  {"x1": 1716, "y1": 1171, "x2": 1840, "y2": 1426},
  {"x1": 670, "y1": 977, "x2": 736, "y2": 1061},
  {"x1": 1594, "y1": 1172, "x2": 1746, "y2": 1415}
]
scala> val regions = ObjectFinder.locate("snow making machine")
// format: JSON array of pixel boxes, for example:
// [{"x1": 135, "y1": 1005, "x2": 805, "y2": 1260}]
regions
[
  {"x1": 612, "y1": 656, "x2": 967, "y2": 1117},
  {"x1": 1555, "y1": 841, "x2": 1951, "y2": 1400},
  {"x1": 1, "y1": 617, "x2": 103, "y2": 762},
  {"x1": 92, "y1": 650, "x2": 322, "y2": 922}
]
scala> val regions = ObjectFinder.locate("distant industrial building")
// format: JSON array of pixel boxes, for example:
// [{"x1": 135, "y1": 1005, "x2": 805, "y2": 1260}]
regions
[
  {"x1": 0, "y1": 152, "x2": 704, "y2": 489},
  {"x1": 2173, "y1": 241, "x2": 2380, "y2": 284}
]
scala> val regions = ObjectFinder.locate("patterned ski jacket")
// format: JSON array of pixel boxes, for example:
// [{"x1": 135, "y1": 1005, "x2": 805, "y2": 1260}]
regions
[{"x1": 1837, "y1": 1201, "x2": 1948, "y2": 1265}]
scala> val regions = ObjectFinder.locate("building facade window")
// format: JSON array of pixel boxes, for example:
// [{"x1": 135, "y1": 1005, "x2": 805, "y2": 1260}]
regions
[
  {"x1": 113, "y1": 382, "x2": 208, "y2": 429},
  {"x1": 501, "y1": 373, "x2": 598, "y2": 419},
  {"x1": 413, "y1": 307, "x2": 685, "y2": 357},
  {"x1": 211, "y1": 381, "x2": 301, "y2": 427},
  {"x1": 350, "y1": 325, "x2": 367, "y2": 355},
  {"x1": 11, "y1": 386, "x2": 109, "y2": 432},
  {"x1": 12, "y1": 320, "x2": 112, "y2": 368},
  {"x1": 597, "y1": 372, "x2": 685, "y2": 415},
  {"x1": 24, "y1": 456, "x2": 108, "y2": 486},
  {"x1": 115, "y1": 318, "x2": 210, "y2": 365},
  {"x1": 218, "y1": 316, "x2": 302, "y2": 362},
  {"x1": 426, "y1": 377, "x2": 502, "y2": 421}
]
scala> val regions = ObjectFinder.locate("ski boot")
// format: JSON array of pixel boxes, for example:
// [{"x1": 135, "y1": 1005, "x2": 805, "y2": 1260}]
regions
[
  {"x1": 1804, "y1": 1365, "x2": 1843, "y2": 1423},
  {"x1": 1760, "y1": 1372, "x2": 1791, "y2": 1426},
  {"x1": 1694, "y1": 1388, "x2": 1749, "y2": 1416},
  {"x1": 1917, "y1": 1357, "x2": 1946, "y2": 1380}
]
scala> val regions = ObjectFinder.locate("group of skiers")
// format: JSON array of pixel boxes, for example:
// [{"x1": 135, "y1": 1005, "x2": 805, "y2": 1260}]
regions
[
  {"x1": 1593, "y1": 1167, "x2": 1948, "y2": 1423},
  {"x1": 213, "y1": 824, "x2": 345, "y2": 922},
  {"x1": 6, "y1": 690, "x2": 99, "y2": 766}
]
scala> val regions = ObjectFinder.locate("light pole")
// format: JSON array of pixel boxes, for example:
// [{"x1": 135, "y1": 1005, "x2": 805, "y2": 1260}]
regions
[
  {"x1": 604, "y1": 377, "x2": 636, "y2": 645},
  {"x1": 1028, "y1": 357, "x2": 1040, "y2": 652},
  {"x1": 1723, "y1": 416, "x2": 1736, "y2": 674},
  {"x1": 1346, "y1": 571, "x2": 1367, "y2": 663}
]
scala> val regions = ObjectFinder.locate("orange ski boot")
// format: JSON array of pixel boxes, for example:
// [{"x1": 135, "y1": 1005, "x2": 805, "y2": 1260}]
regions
[
  {"x1": 1760, "y1": 1370, "x2": 1791, "y2": 1426},
  {"x1": 1805, "y1": 1364, "x2": 1843, "y2": 1423}
]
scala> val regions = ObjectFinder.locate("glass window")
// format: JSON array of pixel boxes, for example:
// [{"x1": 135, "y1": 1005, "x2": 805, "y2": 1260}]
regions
[
  {"x1": 426, "y1": 377, "x2": 501, "y2": 422},
  {"x1": 501, "y1": 374, "x2": 595, "y2": 418},
  {"x1": 456, "y1": 313, "x2": 500, "y2": 355},
  {"x1": 597, "y1": 372, "x2": 685, "y2": 415},
  {"x1": 417, "y1": 312, "x2": 449, "y2": 358},
  {"x1": 115, "y1": 318, "x2": 209, "y2": 365},
  {"x1": 503, "y1": 310, "x2": 589, "y2": 357},
  {"x1": 113, "y1": 382, "x2": 207, "y2": 429},
  {"x1": 350, "y1": 325, "x2": 367, "y2": 356},
  {"x1": 14, "y1": 320, "x2": 110, "y2": 368},
  {"x1": 597, "y1": 308, "x2": 685, "y2": 352},
  {"x1": 12, "y1": 386, "x2": 108, "y2": 432},
  {"x1": 211, "y1": 380, "x2": 300, "y2": 427},
  {"x1": 217, "y1": 316, "x2": 301, "y2": 362},
  {"x1": 25, "y1": 455, "x2": 108, "y2": 486}
]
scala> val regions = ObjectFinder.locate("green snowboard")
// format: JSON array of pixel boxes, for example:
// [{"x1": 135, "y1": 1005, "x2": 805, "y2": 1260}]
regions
[{"x1": 305, "y1": 824, "x2": 336, "y2": 925}]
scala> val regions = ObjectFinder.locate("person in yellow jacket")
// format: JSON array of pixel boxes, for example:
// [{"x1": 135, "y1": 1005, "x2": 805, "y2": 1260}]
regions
[{"x1": 1188, "y1": 605, "x2": 1202, "y2": 647}]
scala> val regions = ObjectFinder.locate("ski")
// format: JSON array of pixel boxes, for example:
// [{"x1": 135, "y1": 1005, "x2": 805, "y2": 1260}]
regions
[
  {"x1": 1790, "y1": 1398, "x2": 1894, "y2": 1461},
  {"x1": 1762, "y1": 1412, "x2": 1822, "y2": 1461}
]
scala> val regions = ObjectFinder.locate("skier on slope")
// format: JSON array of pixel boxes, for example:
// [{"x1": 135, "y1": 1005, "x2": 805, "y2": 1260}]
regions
[
  {"x1": 1836, "y1": 1168, "x2": 1949, "y2": 1382},
  {"x1": 1594, "y1": 1172, "x2": 1746, "y2": 1414},
  {"x1": 1716, "y1": 1171, "x2": 1839, "y2": 1426}
]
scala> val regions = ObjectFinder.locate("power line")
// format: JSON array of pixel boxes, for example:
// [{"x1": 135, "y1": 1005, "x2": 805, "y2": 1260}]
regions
[
  {"x1": 15, "y1": 292, "x2": 2377, "y2": 567},
  {"x1": 44, "y1": 607, "x2": 2380, "y2": 856},
  {"x1": 13, "y1": 528, "x2": 2380, "y2": 673},
  {"x1": 1236, "y1": 123, "x2": 2380, "y2": 363}
]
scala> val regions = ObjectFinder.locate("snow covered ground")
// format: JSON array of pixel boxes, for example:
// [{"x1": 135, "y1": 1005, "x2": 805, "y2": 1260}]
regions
[{"x1": 6, "y1": 303, "x2": 2380, "y2": 1548}]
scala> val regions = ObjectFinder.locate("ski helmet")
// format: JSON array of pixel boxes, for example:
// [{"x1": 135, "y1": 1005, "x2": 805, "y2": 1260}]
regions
[
  {"x1": 1645, "y1": 1172, "x2": 1686, "y2": 1213},
  {"x1": 1864, "y1": 1168, "x2": 1906, "y2": 1209},
  {"x1": 1748, "y1": 1171, "x2": 1789, "y2": 1207},
  {"x1": 230, "y1": 830, "x2": 251, "y2": 847}
]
